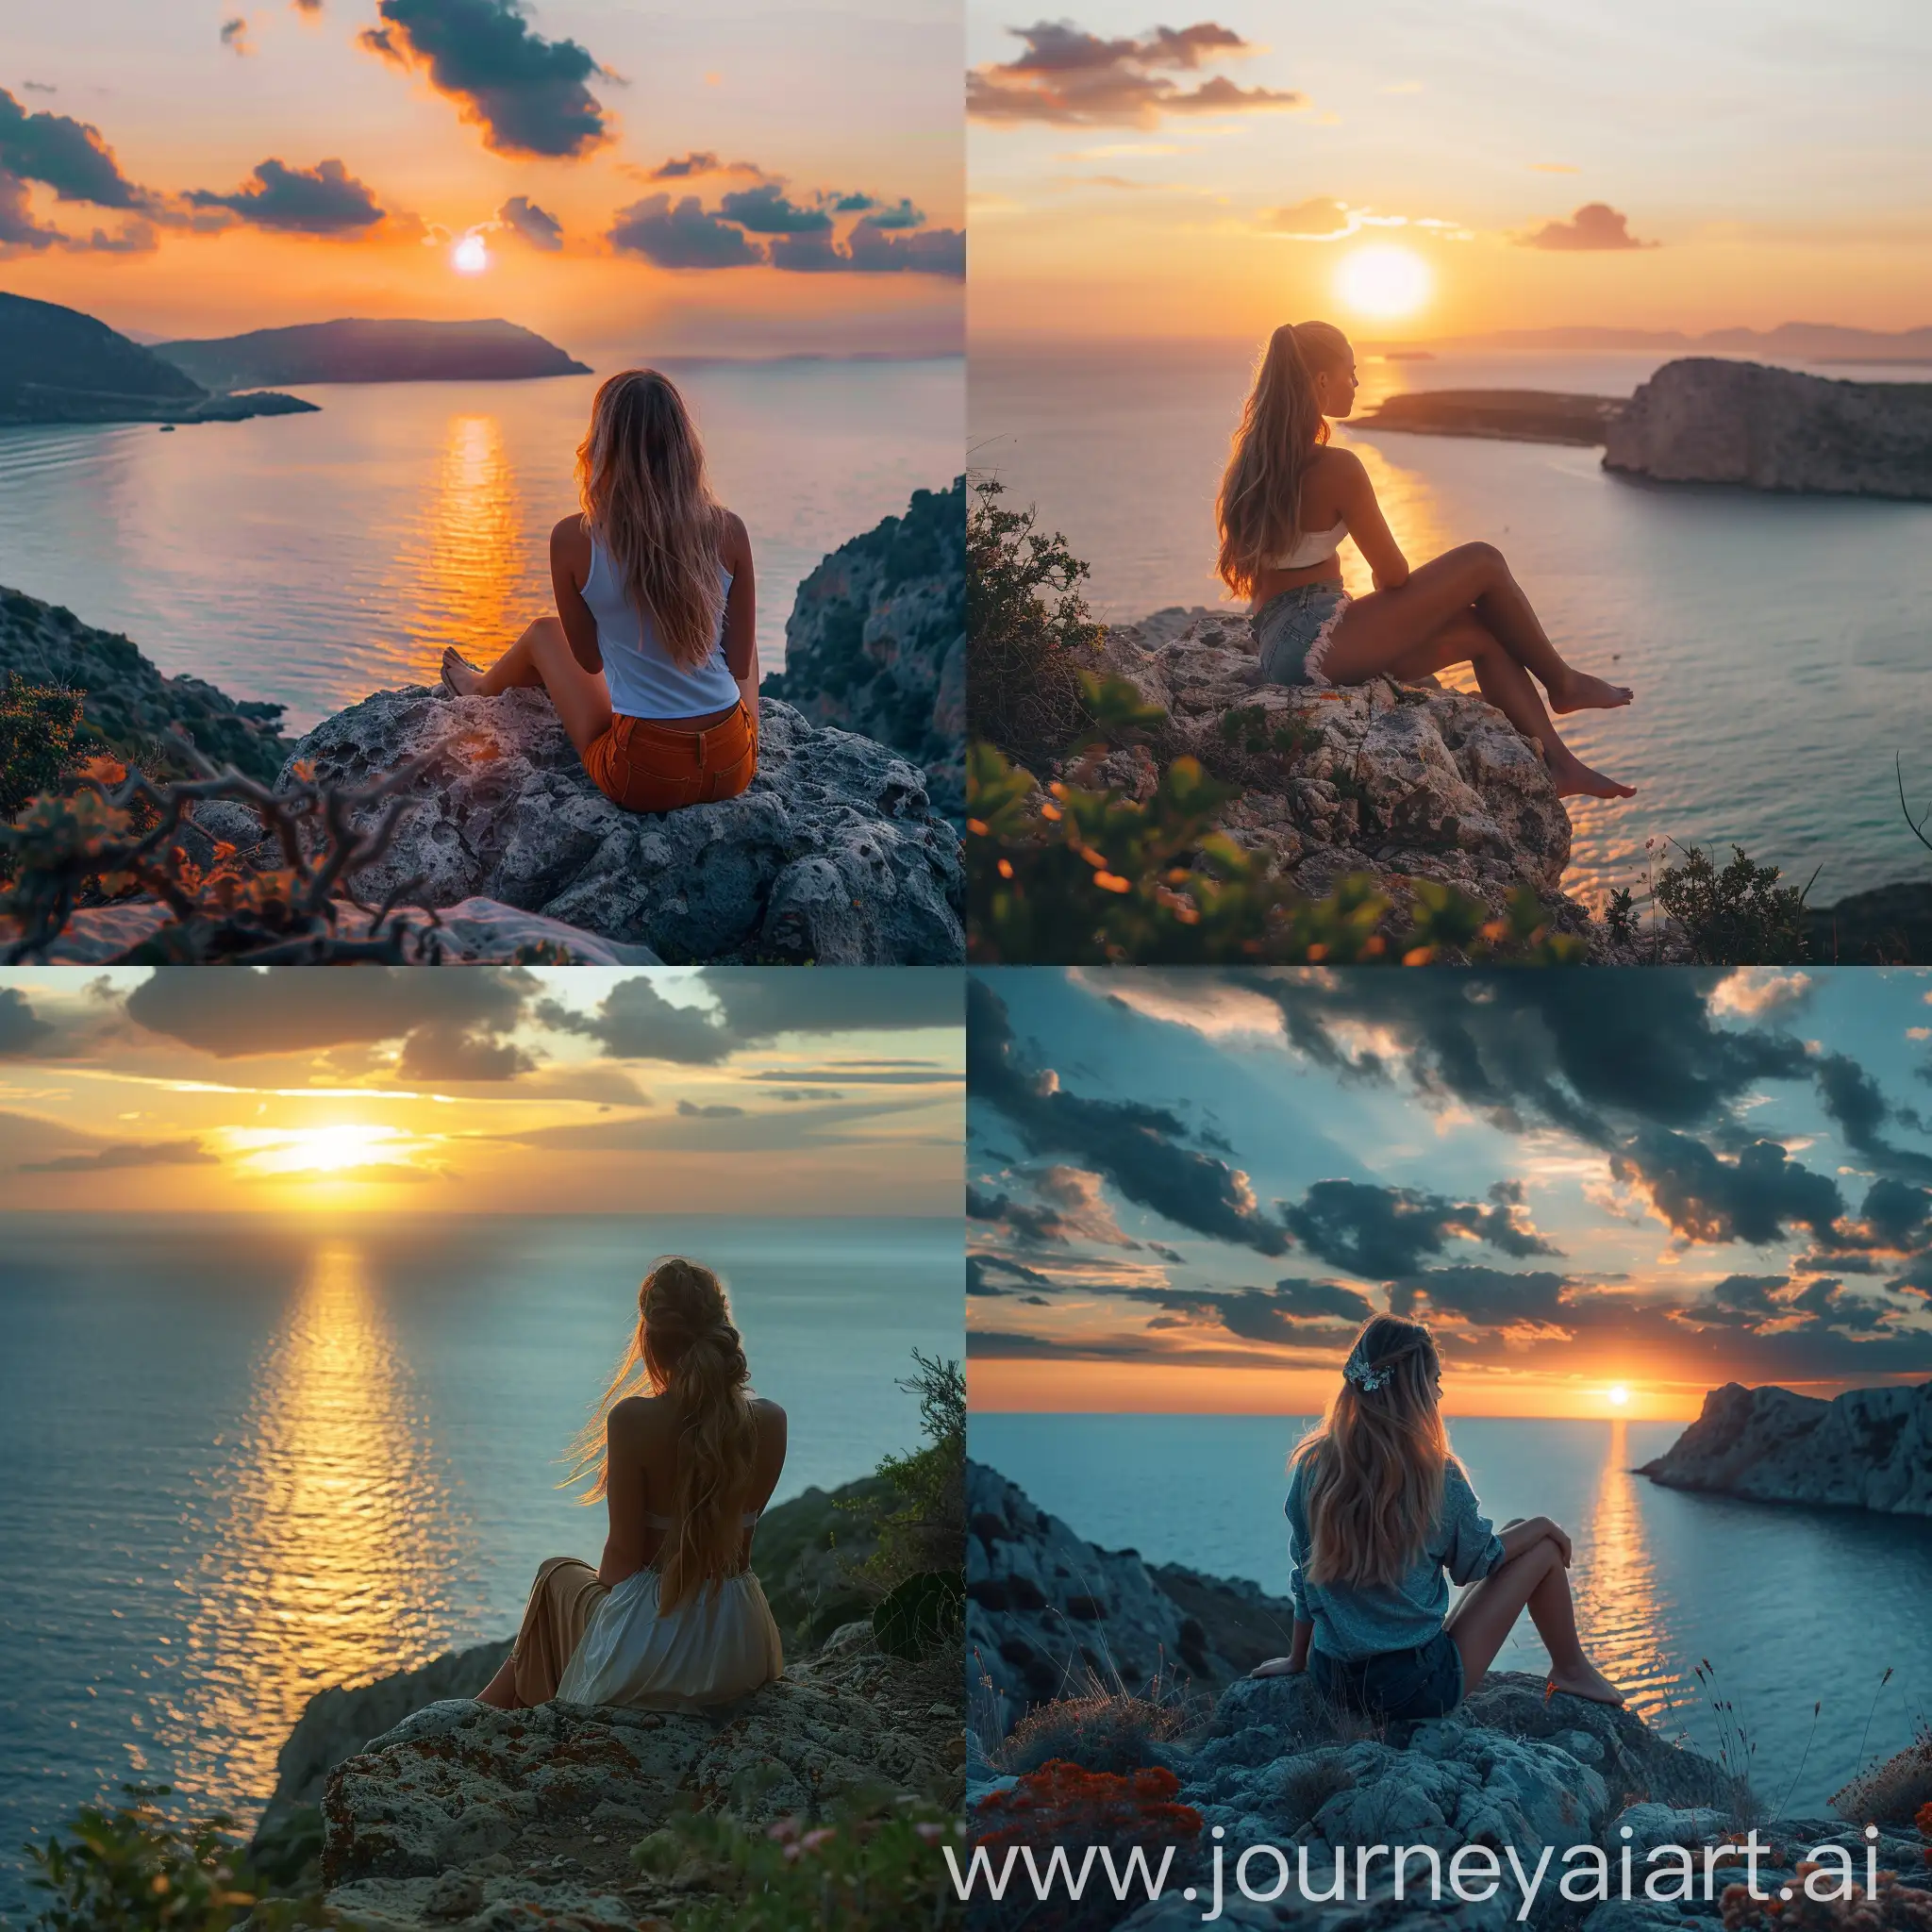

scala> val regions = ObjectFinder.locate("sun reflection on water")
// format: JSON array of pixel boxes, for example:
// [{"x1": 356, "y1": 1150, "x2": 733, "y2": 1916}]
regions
[
  {"x1": 1572, "y1": 1420, "x2": 1679, "y2": 1724},
  {"x1": 167, "y1": 1241, "x2": 471, "y2": 1810}
]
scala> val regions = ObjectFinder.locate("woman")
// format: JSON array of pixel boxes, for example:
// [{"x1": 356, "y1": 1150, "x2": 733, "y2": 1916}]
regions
[
  {"x1": 1250, "y1": 1315, "x2": 1621, "y2": 1720},
  {"x1": 477, "y1": 1257, "x2": 788, "y2": 1710},
  {"x1": 441, "y1": 370, "x2": 759, "y2": 814},
  {"x1": 1216, "y1": 321, "x2": 1636, "y2": 802}
]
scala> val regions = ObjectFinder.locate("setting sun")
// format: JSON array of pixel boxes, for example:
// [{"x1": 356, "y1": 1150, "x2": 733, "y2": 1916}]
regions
[
  {"x1": 235, "y1": 1124, "x2": 419, "y2": 1178},
  {"x1": 1334, "y1": 244, "x2": 1432, "y2": 319},
  {"x1": 452, "y1": 235, "x2": 490, "y2": 275},
  {"x1": 1607, "y1": 1385, "x2": 1631, "y2": 1409}
]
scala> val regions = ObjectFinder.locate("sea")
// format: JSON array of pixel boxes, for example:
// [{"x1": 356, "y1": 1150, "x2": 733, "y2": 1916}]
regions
[
  {"x1": 970, "y1": 1412, "x2": 1932, "y2": 1817},
  {"x1": 971, "y1": 341, "x2": 1932, "y2": 907},
  {"x1": 0, "y1": 356, "x2": 963, "y2": 734},
  {"x1": 0, "y1": 1211, "x2": 962, "y2": 1912}
]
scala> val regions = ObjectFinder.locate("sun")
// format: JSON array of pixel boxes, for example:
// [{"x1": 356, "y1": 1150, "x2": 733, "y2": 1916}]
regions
[
  {"x1": 1334, "y1": 244, "x2": 1431, "y2": 321},
  {"x1": 453, "y1": 234, "x2": 490, "y2": 275},
  {"x1": 1607, "y1": 1384, "x2": 1631, "y2": 1409},
  {"x1": 241, "y1": 1124, "x2": 408, "y2": 1176}
]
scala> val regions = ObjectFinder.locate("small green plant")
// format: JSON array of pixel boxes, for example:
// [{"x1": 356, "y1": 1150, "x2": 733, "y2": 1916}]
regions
[
  {"x1": 643, "y1": 1789, "x2": 965, "y2": 1931},
  {"x1": 0, "y1": 681, "x2": 85, "y2": 823},
  {"x1": 1653, "y1": 841, "x2": 1815, "y2": 965},
  {"x1": 1218, "y1": 704, "x2": 1324, "y2": 762},
  {"x1": 1604, "y1": 884, "x2": 1639, "y2": 947},
  {"x1": 873, "y1": 1569, "x2": 965, "y2": 1661}
]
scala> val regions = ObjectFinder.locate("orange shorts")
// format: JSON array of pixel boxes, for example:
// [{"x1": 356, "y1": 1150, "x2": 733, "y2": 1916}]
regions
[{"x1": 582, "y1": 704, "x2": 757, "y2": 813}]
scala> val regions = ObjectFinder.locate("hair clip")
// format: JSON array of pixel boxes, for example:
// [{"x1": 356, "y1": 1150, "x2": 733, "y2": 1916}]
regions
[{"x1": 1343, "y1": 1351, "x2": 1392, "y2": 1393}]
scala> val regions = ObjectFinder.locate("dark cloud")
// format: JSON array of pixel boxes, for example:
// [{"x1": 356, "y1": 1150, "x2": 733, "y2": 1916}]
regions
[
  {"x1": 1520, "y1": 203, "x2": 1656, "y2": 251},
  {"x1": 968, "y1": 21, "x2": 1303, "y2": 127},
  {"x1": 717, "y1": 182, "x2": 832, "y2": 234},
  {"x1": 0, "y1": 87, "x2": 149, "y2": 209},
  {"x1": 607, "y1": 192, "x2": 761, "y2": 268},
  {"x1": 1388, "y1": 1265, "x2": 1572, "y2": 1325},
  {"x1": 1150, "y1": 1243, "x2": 1186, "y2": 1264},
  {"x1": 1610, "y1": 1129, "x2": 1847, "y2": 1248},
  {"x1": 1858, "y1": 1178, "x2": 1932, "y2": 1251},
  {"x1": 677, "y1": 1099, "x2": 745, "y2": 1119},
  {"x1": 358, "y1": 0, "x2": 608, "y2": 158},
  {"x1": 705, "y1": 969, "x2": 961, "y2": 1040},
  {"x1": 497, "y1": 193, "x2": 561, "y2": 250},
  {"x1": 0, "y1": 988, "x2": 55, "y2": 1056},
  {"x1": 537, "y1": 977, "x2": 734, "y2": 1063},
  {"x1": 968, "y1": 1253, "x2": 1058, "y2": 1295},
  {"x1": 186, "y1": 157, "x2": 388, "y2": 234},
  {"x1": 1815, "y1": 1054, "x2": 1932, "y2": 1180},
  {"x1": 865, "y1": 196, "x2": 924, "y2": 230},
  {"x1": 1270, "y1": 1275, "x2": 1380, "y2": 1323},
  {"x1": 648, "y1": 153, "x2": 762, "y2": 180},
  {"x1": 968, "y1": 977, "x2": 1288, "y2": 1254},
  {"x1": 21, "y1": 1138, "x2": 218, "y2": 1174},
  {"x1": 1281, "y1": 1177, "x2": 1559, "y2": 1277},
  {"x1": 396, "y1": 1019, "x2": 537, "y2": 1083},
  {"x1": 221, "y1": 17, "x2": 254, "y2": 53},
  {"x1": 1118, "y1": 1283, "x2": 1360, "y2": 1344},
  {"x1": 842, "y1": 218, "x2": 965, "y2": 276},
  {"x1": 968, "y1": 1184, "x2": 1071, "y2": 1242}
]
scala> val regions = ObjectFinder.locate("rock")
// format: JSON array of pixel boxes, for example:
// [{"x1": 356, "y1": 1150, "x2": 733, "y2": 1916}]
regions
[
  {"x1": 1603, "y1": 358, "x2": 1932, "y2": 498},
  {"x1": 1093, "y1": 609, "x2": 1578, "y2": 915},
  {"x1": 762, "y1": 477, "x2": 965, "y2": 821},
  {"x1": 1639, "y1": 1378, "x2": 1932, "y2": 1516},
  {"x1": 6, "y1": 894, "x2": 665, "y2": 965},
  {"x1": 317, "y1": 1624, "x2": 961, "y2": 1930},
  {"x1": 0, "y1": 581, "x2": 290, "y2": 783},
  {"x1": 282, "y1": 686, "x2": 964, "y2": 964}
]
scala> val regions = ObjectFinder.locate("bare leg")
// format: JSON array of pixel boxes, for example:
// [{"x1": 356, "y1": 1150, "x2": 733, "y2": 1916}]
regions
[
  {"x1": 441, "y1": 616, "x2": 613, "y2": 757},
  {"x1": 1317, "y1": 542, "x2": 1631, "y2": 713},
  {"x1": 476, "y1": 1653, "x2": 524, "y2": 1709},
  {"x1": 1385, "y1": 616, "x2": 1636, "y2": 799},
  {"x1": 1445, "y1": 1532, "x2": 1622, "y2": 1703}
]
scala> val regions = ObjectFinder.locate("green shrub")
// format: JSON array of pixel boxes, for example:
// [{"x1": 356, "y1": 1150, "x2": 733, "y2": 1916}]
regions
[
  {"x1": 873, "y1": 1570, "x2": 965, "y2": 1661},
  {"x1": 0, "y1": 681, "x2": 85, "y2": 822},
  {"x1": 1653, "y1": 842, "x2": 1814, "y2": 965}
]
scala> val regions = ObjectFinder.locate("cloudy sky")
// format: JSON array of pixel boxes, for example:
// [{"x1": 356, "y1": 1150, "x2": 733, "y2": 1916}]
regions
[
  {"x1": 0, "y1": 967, "x2": 961, "y2": 1216},
  {"x1": 3, "y1": 0, "x2": 962, "y2": 356},
  {"x1": 967, "y1": 0, "x2": 1932, "y2": 341},
  {"x1": 969, "y1": 970, "x2": 1932, "y2": 1418}
]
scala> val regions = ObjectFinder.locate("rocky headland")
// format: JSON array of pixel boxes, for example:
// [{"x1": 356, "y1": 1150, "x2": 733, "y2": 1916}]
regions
[
  {"x1": 154, "y1": 318, "x2": 591, "y2": 390},
  {"x1": 967, "y1": 1460, "x2": 1932, "y2": 1931},
  {"x1": 762, "y1": 476, "x2": 966, "y2": 821},
  {"x1": 1604, "y1": 358, "x2": 1932, "y2": 498},
  {"x1": 0, "y1": 291, "x2": 313, "y2": 427},
  {"x1": 1639, "y1": 1378, "x2": 1932, "y2": 1516}
]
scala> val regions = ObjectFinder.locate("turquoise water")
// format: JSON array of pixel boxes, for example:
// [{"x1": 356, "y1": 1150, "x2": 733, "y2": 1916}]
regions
[
  {"x1": 0, "y1": 1212, "x2": 962, "y2": 1907},
  {"x1": 971, "y1": 341, "x2": 1932, "y2": 906},
  {"x1": 0, "y1": 358, "x2": 963, "y2": 732},
  {"x1": 970, "y1": 1411, "x2": 1932, "y2": 1815}
]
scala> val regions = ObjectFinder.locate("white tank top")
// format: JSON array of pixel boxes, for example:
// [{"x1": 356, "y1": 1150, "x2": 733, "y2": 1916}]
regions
[
  {"x1": 1267, "y1": 518, "x2": 1348, "y2": 570},
  {"x1": 583, "y1": 538, "x2": 741, "y2": 720}
]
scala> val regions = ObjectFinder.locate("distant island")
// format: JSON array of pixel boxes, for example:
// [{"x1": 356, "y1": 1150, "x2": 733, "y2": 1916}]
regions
[
  {"x1": 1363, "y1": 321, "x2": 1932, "y2": 360},
  {"x1": 1356, "y1": 388, "x2": 1623, "y2": 444},
  {"x1": 0, "y1": 291, "x2": 313, "y2": 427},
  {"x1": 155, "y1": 318, "x2": 591, "y2": 389}
]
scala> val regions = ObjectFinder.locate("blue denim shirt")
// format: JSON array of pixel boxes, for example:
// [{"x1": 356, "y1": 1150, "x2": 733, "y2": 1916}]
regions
[{"x1": 1285, "y1": 1457, "x2": 1506, "y2": 1662}]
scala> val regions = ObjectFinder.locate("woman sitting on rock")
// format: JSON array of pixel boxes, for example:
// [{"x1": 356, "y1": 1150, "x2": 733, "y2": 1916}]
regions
[
  {"x1": 1250, "y1": 1314, "x2": 1622, "y2": 1719},
  {"x1": 441, "y1": 369, "x2": 758, "y2": 813},
  {"x1": 1217, "y1": 320, "x2": 1636, "y2": 801},
  {"x1": 477, "y1": 1257, "x2": 788, "y2": 1709}
]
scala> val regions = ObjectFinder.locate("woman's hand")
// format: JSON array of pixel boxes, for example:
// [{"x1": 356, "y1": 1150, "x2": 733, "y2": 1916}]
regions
[
  {"x1": 1544, "y1": 1519, "x2": 1574, "y2": 1567},
  {"x1": 1249, "y1": 1656, "x2": 1307, "y2": 1678}
]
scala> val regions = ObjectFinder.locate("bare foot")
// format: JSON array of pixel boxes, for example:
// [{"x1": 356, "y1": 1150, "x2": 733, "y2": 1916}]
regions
[
  {"x1": 1547, "y1": 1661, "x2": 1624, "y2": 1706},
  {"x1": 1549, "y1": 753, "x2": 1636, "y2": 800},
  {"x1": 1548, "y1": 669, "x2": 1634, "y2": 715},
  {"x1": 441, "y1": 648, "x2": 484, "y2": 696}
]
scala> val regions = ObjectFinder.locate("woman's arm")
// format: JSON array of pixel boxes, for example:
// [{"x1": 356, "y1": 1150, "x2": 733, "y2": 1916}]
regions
[
  {"x1": 1333, "y1": 449, "x2": 1409, "y2": 590},
  {"x1": 720, "y1": 512, "x2": 758, "y2": 708},
  {"x1": 550, "y1": 516, "x2": 604, "y2": 674},
  {"x1": 1250, "y1": 1619, "x2": 1314, "y2": 1678},
  {"x1": 596, "y1": 1400, "x2": 650, "y2": 1587},
  {"x1": 1498, "y1": 1515, "x2": 1571, "y2": 1566}
]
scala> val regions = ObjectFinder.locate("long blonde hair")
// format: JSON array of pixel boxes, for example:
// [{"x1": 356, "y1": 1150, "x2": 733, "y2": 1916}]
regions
[
  {"x1": 566, "y1": 1257, "x2": 760, "y2": 1611},
  {"x1": 575, "y1": 370, "x2": 728, "y2": 670},
  {"x1": 1291, "y1": 1314, "x2": 1450, "y2": 1591},
  {"x1": 1215, "y1": 319, "x2": 1353, "y2": 599}
]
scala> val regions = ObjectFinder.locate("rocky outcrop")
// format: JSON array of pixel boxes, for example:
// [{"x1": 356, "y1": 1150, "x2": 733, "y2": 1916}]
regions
[
  {"x1": 763, "y1": 477, "x2": 965, "y2": 821},
  {"x1": 155, "y1": 318, "x2": 590, "y2": 389},
  {"x1": 1357, "y1": 389, "x2": 1623, "y2": 445},
  {"x1": 317, "y1": 1622, "x2": 962, "y2": 1930},
  {"x1": 279, "y1": 686, "x2": 964, "y2": 964},
  {"x1": 0, "y1": 582, "x2": 291, "y2": 783},
  {"x1": 1093, "y1": 608, "x2": 1579, "y2": 917},
  {"x1": 967, "y1": 1460, "x2": 1295, "y2": 1722},
  {"x1": 1639, "y1": 1378, "x2": 1932, "y2": 1516},
  {"x1": 1604, "y1": 358, "x2": 1932, "y2": 498}
]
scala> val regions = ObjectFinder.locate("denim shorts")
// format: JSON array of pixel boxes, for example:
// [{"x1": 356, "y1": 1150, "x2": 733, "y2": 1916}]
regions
[
  {"x1": 1255, "y1": 582, "x2": 1351, "y2": 687},
  {"x1": 1309, "y1": 1628, "x2": 1464, "y2": 1722}
]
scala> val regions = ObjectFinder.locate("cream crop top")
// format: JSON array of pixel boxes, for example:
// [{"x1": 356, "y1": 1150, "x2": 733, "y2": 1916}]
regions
[{"x1": 1267, "y1": 518, "x2": 1348, "y2": 571}]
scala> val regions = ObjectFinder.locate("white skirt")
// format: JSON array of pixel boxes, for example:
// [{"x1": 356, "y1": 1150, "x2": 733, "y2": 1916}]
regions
[{"x1": 555, "y1": 1565, "x2": 783, "y2": 1710}]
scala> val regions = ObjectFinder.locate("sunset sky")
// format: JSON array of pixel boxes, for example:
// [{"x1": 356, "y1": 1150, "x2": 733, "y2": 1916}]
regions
[
  {"x1": 967, "y1": 0, "x2": 1932, "y2": 341},
  {"x1": 0, "y1": 966, "x2": 961, "y2": 1216},
  {"x1": 969, "y1": 970, "x2": 1932, "y2": 1418},
  {"x1": 2, "y1": 0, "x2": 962, "y2": 357}
]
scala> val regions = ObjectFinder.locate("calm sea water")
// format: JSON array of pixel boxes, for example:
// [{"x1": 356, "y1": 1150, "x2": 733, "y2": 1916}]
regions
[
  {"x1": 0, "y1": 1212, "x2": 962, "y2": 1909},
  {"x1": 971, "y1": 342, "x2": 1932, "y2": 905},
  {"x1": 970, "y1": 1412, "x2": 1932, "y2": 1816},
  {"x1": 0, "y1": 358, "x2": 963, "y2": 733}
]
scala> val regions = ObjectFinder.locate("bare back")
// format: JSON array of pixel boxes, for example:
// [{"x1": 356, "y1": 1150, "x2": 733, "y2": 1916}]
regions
[{"x1": 1247, "y1": 445, "x2": 1407, "y2": 608}]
